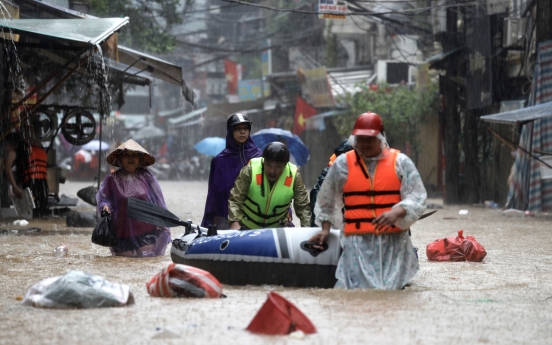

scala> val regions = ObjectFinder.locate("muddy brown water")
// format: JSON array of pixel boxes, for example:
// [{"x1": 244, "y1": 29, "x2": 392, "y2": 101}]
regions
[{"x1": 1, "y1": 181, "x2": 551, "y2": 344}]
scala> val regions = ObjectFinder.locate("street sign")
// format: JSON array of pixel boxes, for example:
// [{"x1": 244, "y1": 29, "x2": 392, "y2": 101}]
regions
[{"x1": 319, "y1": 0, "x2": 347, "y2": 20}]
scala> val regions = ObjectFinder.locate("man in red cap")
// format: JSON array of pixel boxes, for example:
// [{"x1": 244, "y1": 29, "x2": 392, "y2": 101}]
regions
[{"x1": 309, "y1": 112, "x2": 427, "y2": 290}]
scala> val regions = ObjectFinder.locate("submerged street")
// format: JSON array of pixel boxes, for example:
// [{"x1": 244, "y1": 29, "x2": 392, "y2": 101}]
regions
[{"x1": 0, "y1": 180, "x2": 551, "y2": 344}]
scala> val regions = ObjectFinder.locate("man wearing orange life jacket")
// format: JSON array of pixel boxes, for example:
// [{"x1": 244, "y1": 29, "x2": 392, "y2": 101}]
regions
[
  {"x1": 309, "y1": 112, "x2": 427, "y2": 290},
  {"x1": 4, "y1": 124, "x2": 50, "y2": 218}
]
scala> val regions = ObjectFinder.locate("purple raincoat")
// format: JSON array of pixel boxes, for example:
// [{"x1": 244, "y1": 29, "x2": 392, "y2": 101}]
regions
[
  {"x1": 201, "y1": 128, "x2": 262, "y2": 228},
  {"x1": 97, "y1": 168, "x2": 171, "y2": 257}
]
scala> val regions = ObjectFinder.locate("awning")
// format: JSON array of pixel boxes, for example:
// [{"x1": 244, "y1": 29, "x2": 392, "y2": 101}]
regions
[
  {"x1": 306, "y1": 109, "x2": 347, "y2": 122},
  {"x1": 305, "y1": 109, "x2": 347, "y2": 131},
  {"x1": 0, "y1": 17, "x2": 133, "y2": 125},
  {"x1": 426, "y1": 47, "x2": 465, "y2": 69},
  {"x1": 117, "y1": 46, "x2": 183, "y2": 87},
  {"x1": 480, "y1": 101, "x2": 552, "y2": 125},
  {"x1": 36, "y1": 48, "x2": 151, "y2": 86},
  {"x1": 327, "y1": 67, "x2": 374, "y2": 97},
  {"x1": 267, "y1": 67, "x2": 374, "y2": 100},
  {"x1": 0, "y1": 18, "x2": 128, "y2": 45},
  {"x1": 168, "y1": 107, "x2": 207, "y2": 125},
  {"x1": 174, "y1": 117, "x2": 203, "y2": 128},
  {"x1": 158, "y1": 106, "x2": 186, "y2": 118},
  {"x1": 14, "y1": 0, "x2": 195, "y2": 104}
]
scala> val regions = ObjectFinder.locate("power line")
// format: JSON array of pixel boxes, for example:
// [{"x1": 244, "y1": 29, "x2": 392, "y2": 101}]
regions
[{"x1": 221, "y1": 0, "x2": 496, "y2": 17}]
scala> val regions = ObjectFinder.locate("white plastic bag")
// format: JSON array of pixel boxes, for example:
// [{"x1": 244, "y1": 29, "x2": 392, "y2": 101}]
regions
[{"x1": 22, "y1": 271, "x2": 134, "y2": 309}]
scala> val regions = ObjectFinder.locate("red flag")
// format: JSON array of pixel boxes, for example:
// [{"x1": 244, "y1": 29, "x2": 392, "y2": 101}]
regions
[
  {"x1": 293, "y1": 97, "x2": 316, "y2": 135},
  {"x1": 224, "y1": 59, "x2": 239, "y2": 95}
]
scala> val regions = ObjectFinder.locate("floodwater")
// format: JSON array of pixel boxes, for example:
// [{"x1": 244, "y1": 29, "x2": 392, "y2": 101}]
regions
[{"x1": 1, "y1": 181, "x2": 552, "y2": 344}]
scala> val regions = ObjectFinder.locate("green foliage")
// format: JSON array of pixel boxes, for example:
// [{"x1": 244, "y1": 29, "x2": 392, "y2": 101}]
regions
[
  {"x1": 87, "y1": 0, "x2": 187, "y2": 54},
  {"x1": 236, "y1": 55, "x2": 262, "y2": 80},
  {"x1": 333, "y1": 82, "x2": 438, "y2": 162}
]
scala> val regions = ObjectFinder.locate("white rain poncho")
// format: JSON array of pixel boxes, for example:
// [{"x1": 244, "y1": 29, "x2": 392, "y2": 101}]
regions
[{"x1": 314, "y1": 135, "x2": 427, "y2": 289}]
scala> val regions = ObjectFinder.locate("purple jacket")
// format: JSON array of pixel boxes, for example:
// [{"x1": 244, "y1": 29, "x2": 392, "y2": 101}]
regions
[
  {"x1": 97, "y1": 168, "x2": 171, "y2": 257},
  {"x1": 201, "y1": 128, "x2": 262, "y2": 227}
]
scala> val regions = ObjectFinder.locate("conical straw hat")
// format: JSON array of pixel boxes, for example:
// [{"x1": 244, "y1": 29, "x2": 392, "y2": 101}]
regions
[{"x1": 106, "y1": 139, "x2": 155, "y2": 167}]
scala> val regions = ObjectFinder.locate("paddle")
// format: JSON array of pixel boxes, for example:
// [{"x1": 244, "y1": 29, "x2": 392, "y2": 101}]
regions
[
  {"x1": 129, "y1": 197, "x2": 437, "y2": 233},
  {"x1": 420, "y1": 210, "x2": 438, "y2": 220},
  {"x1": 127, "y1": 197, "x2": 207, "y2": 233}
]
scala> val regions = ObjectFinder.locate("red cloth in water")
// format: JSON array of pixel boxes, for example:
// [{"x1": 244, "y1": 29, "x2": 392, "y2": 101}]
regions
[
  {"x1": 426, "y1": 230, "x2": 487, "y2": 262},
  {"x1": 146, "y1": 263, "x2": 222, "y2": 298}
]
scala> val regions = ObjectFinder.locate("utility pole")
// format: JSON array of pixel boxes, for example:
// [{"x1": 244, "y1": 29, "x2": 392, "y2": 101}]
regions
[
  {"x1": 537, "y1": 0, "x2": 552, "y2": 43},
  {"x1": 441, "y1": 75, "x2": 460, "y2": 204}
]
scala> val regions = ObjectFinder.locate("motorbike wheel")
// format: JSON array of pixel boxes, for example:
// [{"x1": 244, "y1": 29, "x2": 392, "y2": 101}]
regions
[
  {"x1": 61, "y1": 109, "x2": 96, "y2": 145},
  {"x1": 30, "y1": 110, "x2": 58, "y2": 141}
]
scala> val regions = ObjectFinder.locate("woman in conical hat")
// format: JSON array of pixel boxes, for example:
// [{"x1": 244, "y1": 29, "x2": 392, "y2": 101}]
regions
[{"x1": 96, "y1": 139, "x2": 171, "y2": 257}]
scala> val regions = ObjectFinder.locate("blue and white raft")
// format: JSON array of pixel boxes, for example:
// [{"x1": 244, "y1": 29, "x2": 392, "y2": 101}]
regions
[{"x1": 170, "y1": 226, "x2": 341, "y2": 288}]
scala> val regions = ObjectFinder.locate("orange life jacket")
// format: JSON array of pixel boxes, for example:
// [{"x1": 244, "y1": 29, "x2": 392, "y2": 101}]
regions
[
  {"x1": 21, "y1": 145, "x2": 48, "y2": 185},
  {"x1": 343, "y1": 149, "x2": 402, "y2": 235}
]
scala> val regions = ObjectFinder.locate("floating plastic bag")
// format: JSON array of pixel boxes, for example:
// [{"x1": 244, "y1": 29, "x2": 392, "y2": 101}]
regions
[
  {"x1": 426, "y1": 230, "x2": 487, "y2": 262},
  {"x1": 22, "y1": 271, "x2": 134, "y2": 309},
  {"x1": 91, "y1": 211, "x2": 117, "y2": 247},
  {"x1": 146, "y1": 263, "x2": 222, "y2": 298}
]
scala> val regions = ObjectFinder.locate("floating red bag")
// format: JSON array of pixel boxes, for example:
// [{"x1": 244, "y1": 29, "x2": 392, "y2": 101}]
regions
[
  {"x1": 146, "y1": 263, "x2": 222, "y2": 298},
  {"x1": 426, "y1": 230, "x2": 486, "y2": 262}
]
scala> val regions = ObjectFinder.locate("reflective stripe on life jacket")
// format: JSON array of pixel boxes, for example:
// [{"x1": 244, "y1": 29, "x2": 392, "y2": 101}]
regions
[
  {"x1": 242, "y1": 157, "x2": 297, "y2": 229},
  {"x1": 21, "y1": 145, "x2": 48, "y2": 185},
  {"x1": 343, "y1": 149, "x2": 402, "y2": 235}
]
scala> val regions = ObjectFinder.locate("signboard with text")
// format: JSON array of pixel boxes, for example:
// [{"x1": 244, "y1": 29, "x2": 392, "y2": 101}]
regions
[
  {"x1": 238, "y1": 79, "x2": 270, "y2": 102},
  {"x1": 303, "y1": 67, "x2": 335, "y2": 108},
  {"x1": 319, "y1": 0, "x2": 347, "y2": 20}
]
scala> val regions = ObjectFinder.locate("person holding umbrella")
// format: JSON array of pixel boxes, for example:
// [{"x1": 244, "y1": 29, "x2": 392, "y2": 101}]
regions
[
  {"x1": 96, "y1": 139, "x2": 171, "y2": 257},
  {"x1": 201, "y1": 113, "x2": 262, "y2": 229},
  {"x1": 308, "y1": 112, "x2": 427, "y2": 290},
  {"x1": 228, "y1": 141, "x2": 311, "y2": 230}
]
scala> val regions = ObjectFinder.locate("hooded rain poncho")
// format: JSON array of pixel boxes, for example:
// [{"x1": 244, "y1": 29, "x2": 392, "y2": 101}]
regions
[
  {"x1": 97, "y1": 168, "x2": 171, "y2": 257},
  {"x1": 314, "y1": 135, "x2": 427, "y2": 289},
  {"x1": 201, "y1": 127, "x2": 262, "y2": 228}
]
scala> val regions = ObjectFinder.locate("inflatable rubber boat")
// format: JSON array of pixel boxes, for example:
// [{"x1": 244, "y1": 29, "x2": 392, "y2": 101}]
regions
[
  {"x1": 125, "y1": 197, "x2": 340, "y2": 288},
  {"x1": 170, "y1": 225, "x2": 341, "y2": 288}
]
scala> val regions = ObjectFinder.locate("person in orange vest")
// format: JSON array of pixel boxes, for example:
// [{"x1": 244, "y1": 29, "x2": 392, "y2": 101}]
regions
[
  {"x1": 309, "y1": 139, "x2": 353, "y2": 226},
  {"x1": 4, "y1": 122, "x2": 50, "y2": 218},
  {"x1": 309, "y1": 112, "x2": 427, "y2": 290}
]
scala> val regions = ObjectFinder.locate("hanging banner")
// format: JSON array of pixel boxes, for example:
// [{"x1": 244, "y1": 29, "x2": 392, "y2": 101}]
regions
[
  {"x1": 303, "y1": 67, "x2": 335, "y2": 108},
  {"x1": 224, "y1": 59, "x2": 241, "y2": 95},
  {"x1": 293, "y1": 96, "x2": 317, "y2": 135}
]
